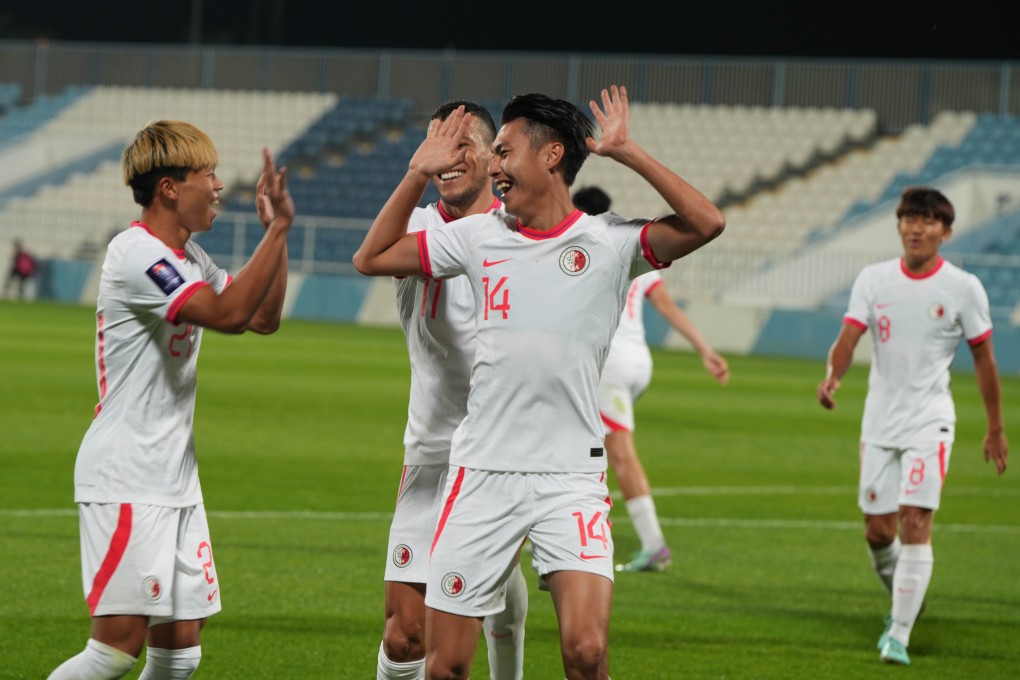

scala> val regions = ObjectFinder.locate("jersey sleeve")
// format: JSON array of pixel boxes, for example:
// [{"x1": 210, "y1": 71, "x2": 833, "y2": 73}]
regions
[
  {"x1": 189, "y1": 242, "x2": 231, "y2": 294},
  {"x1": 421, "y1": 216, "x2": 479, "y2": 279},
  {"x1": 844, "y1": 268, "x2": 872, "y2": 331},
  {"x1": 118, "y1": 241, "x2": 210, "y2": 323},
  {"x1": 604, "y1": 214, "x2": 665, "y2": 278},
  {"x1": 961, "y1": 274, "x2": 993, "y2": 345}
]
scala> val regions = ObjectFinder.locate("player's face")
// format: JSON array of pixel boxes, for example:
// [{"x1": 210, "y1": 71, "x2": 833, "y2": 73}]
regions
[
  {"x1": 175, "y1": 167, "x2": 223, "y2": 234},
  {"x1": 489, "y1": 119, "x2": 549, "y2": 217},
  {"x1": 432, "y1": 118, "x2": 493, "y2": 209},
  {"x1": 898, "y1": 213, "x2": 949, "y2": 267}
]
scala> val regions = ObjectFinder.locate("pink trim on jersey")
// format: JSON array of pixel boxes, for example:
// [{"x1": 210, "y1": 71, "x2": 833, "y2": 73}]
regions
[
  {"x1": 87, "y1": 503, "x2": 133, "y2": 616},
  {"x1": 418, "y1": 231, "x2": 433, "y2": 278},
  {"x1": 397, "y1": 466, "x2": 408, "y2": 499},
  {"x1": 639, "y1": 222, "x2": 671, "y2": 270},
  {"x1": 938, "y1": 442, "x2": 947, "y2": 481},
  {"x1": 967, "y1": 328, "x2": 992, "y2": 346},
  {"x1": 645, "y1": 278, "x2": 664, "y2": 296},
  {"x1": 225, "y1": 274, "x2": 234, "y2": 287},
  {"x1": 600, "y1": 412, "x2": 630, "y2": 433},
  {"x1": 900, "y1": 256, "x2": 944, "y2": 280},
  {"x1": 431, "y1": 466, "x2": 466, "y2": 557},
  {"x1": 437, "y1": 196, "x2": 502, "y2": 223},
  {"x1": 844, "y1": 316, "x2": 867, "y2": 331},
  {"x1": 429, "y1": 279, "x2": 444, "y2": 317},
  {"x1": 166, "y1": 281, "x2": 208, "y2": 324},
  {"x1": 625, "y1": 281, "x2": 640, "y2": 319},
  {"x1": 94, "y1": 313, "x2": 108, "y2": 418},
  {"x1": 516, "y1": 209, "x2": 583, "y2": 240},
  {"x1": 132, "y1": 220, "x2": 153, "y2": 236}
]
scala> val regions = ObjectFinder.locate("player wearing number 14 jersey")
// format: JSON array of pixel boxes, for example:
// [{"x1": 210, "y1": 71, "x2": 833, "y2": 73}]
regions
[
  {"x1": 818, "y1": 186, "x2": 1008, "y2": 666},
  {"x1": 355, "y1": 86, "x2": 725, "y2": 679}
]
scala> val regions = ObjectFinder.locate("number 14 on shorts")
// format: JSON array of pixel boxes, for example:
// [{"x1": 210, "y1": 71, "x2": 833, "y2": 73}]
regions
[{"x1": 574, "y1": 510, "x2": 609, "y2": 559}]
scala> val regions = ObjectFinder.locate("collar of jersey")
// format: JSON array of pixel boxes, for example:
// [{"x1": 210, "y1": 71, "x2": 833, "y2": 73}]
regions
[
  {"x1": 132, "y1": 221, "x2": 187, "y2": 260},
  {"x1": 516, "y1": 209, "x2": 583, "y2": 240},
  {"x1": 900, "y1": 256, "x2": 944, "y2": 280},
  {"x1": 437, "y1": 196, "x2": 503, "y2": 223}
]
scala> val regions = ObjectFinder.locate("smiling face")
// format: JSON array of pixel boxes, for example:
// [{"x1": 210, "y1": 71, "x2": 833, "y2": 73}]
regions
[
  {"x1": 489, "y1": 118, "x2": 556, "y2": 219},
  {"x1": 432, "y1": 116, "x2": 494, "y2": 211},
  {"x1": 172, "y1": 167, "x2": 223, "y2": 234},
  {"x1": 898, "y1": 213, "x2": 950, "y2": 273}
]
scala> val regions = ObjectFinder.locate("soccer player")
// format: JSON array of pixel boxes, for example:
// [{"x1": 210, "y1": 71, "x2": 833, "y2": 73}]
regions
[
  {"x1": 48, "y1": 121, "x2": 293, "y2": 680},
  {"x1": 376, "y1": 100, "x2": 528, "y2": 680},
  {"x1": 817, "y1": 186, "x2": 1008, "y2": 666},
  {"x1": 354, "y1": 85, "x2": 724, "y2": 679},
  {"x1": 573, "y1": 186, "x2": 729, "y2": 573}
]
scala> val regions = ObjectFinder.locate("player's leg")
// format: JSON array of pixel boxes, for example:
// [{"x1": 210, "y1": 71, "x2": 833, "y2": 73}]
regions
[
  {"x1": 482, "y1": 558, "x2": 528, "y2": 680},
  {"x1": 424, "y1": 608, "x2": 483, "y2": 680},
  {"x1": 864, "y1": 512, "x2": 899, "y2": 593},
  {"x1": 140, "y1": 504, "x2": 221, "y2": 679},
  {"x1": 379, "y1": 464, "x2": 448, "y2": 678},
  {"x1": 139, "y1": 619, "x2": 205, "y2": 680},
  {"x1": 546, "y1": 571, "x2": 612, "y2": 680},
  {"x1": 48, "y1": 620, "x2": 144, "y2": 680},
  {"x1": 605, "y1": 429, "x2": 670, "y2": 572}
]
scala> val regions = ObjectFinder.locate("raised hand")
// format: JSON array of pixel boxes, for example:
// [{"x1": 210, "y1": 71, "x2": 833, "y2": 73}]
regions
[
  {"x1": 586, "y1": 85, "x2": 632, "y2": 159},
  {"x1": 256, "y1": 147, "x2": 294, "y2": 229},
  {"x1": 408, "y1": 106, "x2": 472, "y2": 179}
]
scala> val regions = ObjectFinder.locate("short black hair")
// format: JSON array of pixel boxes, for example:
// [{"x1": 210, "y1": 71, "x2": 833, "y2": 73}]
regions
[
  {"x1": 432, "y1": 100, "x2": 497, "y2": 145},
  {"x1": 572, "y1": 186, "x2": 612, "y2": 214},
  {"x1": 501, "y1": 93, "x2": 592, "y2": 186},
  {"x1": 896, "y1": 186, "x2": 955, "y2": 227}
]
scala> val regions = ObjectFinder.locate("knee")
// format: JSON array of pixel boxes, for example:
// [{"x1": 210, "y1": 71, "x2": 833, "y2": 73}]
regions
[
  {"x1": 561, "y1": 633, "x2": 608, "y2": 677},
  {"x1": 425, "y1": 656, "x2": 471, "y2": 680},
  {"x1": 382, "y1": 615, "x2": 424, "y2": 663}
]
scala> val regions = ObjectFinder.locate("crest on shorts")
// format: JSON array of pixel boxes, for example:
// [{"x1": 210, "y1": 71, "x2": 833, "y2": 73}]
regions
[
  {"x1": 929, "y1": 302, "x2": 945, "y2": 319},
  {"x1": 559, "y1": 247, "x2": 590, "y2": 276},
  {"x1": 141, "y1": 575, "x2": 163, "y2": 601},
  {"x1": 392, "y1": 544, "x2": 413, "y2": 568},
  {"x1": 865, "y1": 488, "x2": 878, "y2": 504},
  {"x1": 442, "y1": 572, "x2": 466, "y2": 597}
]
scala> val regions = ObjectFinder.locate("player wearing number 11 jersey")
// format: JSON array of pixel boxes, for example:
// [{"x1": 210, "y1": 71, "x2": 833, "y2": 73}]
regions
[{"x1": 818, "y1": 186, "x2": 1008, "y2": 666}]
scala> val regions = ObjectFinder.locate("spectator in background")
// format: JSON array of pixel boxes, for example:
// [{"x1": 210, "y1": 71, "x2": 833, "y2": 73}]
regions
[
  {"x1": 817, "y1": 186, "x2": 1008, "y2": 666},
  {"x1": 48, "y1": 121, "x2": 293, "y2": 680},
  {"x1": 573, "y1": 186, "x2": 730, "y2": 573},
  {"x1": 5, "y1": 239, "x2": 37, "y2": 300}
]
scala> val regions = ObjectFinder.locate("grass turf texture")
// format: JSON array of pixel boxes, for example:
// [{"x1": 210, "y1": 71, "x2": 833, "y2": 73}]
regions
[{"x1": 1, "y1": 300, "x2": 1017, "y2": 679}]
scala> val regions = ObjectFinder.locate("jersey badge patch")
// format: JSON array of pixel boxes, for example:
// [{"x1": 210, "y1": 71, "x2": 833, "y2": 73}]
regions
[
  {"x1": 929, "y1": 302, "x2": 945, "y2": 319},
  {"x1": 559, "y1": 246, "x2": 590, "y2": 276},
  {"x1": 392, "y1": 544, "x2": 413, "y2": 568},
  {"x1": 441, "y1": 572, "x2": 466, "y2": 597},
  {"x1": 146, "y1": 258, "x2": 186, "y2": 296}
]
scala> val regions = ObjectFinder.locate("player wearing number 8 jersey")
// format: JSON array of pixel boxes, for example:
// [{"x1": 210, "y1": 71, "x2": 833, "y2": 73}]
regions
[
  {"x1": 818, "y1": 186, "x2": 1008, "y2": 666},
  {"x1": 355, "y1": 85, "x2": 724, "y2": 680}
]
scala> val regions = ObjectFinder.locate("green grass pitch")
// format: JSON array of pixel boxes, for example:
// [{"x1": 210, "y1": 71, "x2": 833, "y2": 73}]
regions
[{"x1": 1, "y1": 300, "x2": 1017, "y2": 678}]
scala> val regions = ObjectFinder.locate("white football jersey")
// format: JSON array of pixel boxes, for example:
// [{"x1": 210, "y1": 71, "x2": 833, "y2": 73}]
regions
[
  {"x1": 422, "y1": 209, "x2": 666, "y2": 472},
  {"x1": 605, "y1": 270, "x2": 663, "y2": 368},
  {"x1": 844, "y1": 257, "x2": 992, "y2": 447},
  {"x1": 74, "y1": 223, "x2": 230, "y2": 506},
  {"x1": 397, "y1": 197, "x2": 501, "y2": 465}
]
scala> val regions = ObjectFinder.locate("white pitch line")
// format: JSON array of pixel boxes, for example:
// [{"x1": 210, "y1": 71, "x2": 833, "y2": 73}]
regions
[
  {"x1": 642, "y1": 486, "x2": 1020, "y2": 498},
  {"x1": 3, "y1": 508, "x2": 1018, "y2": 534}
]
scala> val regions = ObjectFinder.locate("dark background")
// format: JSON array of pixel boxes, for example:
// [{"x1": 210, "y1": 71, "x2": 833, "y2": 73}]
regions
[{"x1": 2, "y1": 0, "x2": 1018, "y2": 60}]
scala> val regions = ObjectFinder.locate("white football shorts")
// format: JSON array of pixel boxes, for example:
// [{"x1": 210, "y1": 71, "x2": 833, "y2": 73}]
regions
[
  {"x1": 426, "y1": 467, "x2": 614, "y2": 617},
  {"x1": 858, "y1": 440, "x2": 953, "y2": 514},
  {"x1": 78, "y1": 502, "x2": 221, "y2": 622},
  {"x1": 384, "y1": 463, "x2": 448, "y2": 583},
  {"x1": 597, "y1": 353, "x2": 651, "y2": 434}
]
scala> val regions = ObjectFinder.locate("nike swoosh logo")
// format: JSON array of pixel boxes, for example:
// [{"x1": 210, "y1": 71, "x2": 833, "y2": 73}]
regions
[
  {"x1": 876, "y1": 302, "x2": 894, "y2": 309},
  {"x1": 579, "y1": 552, "x2": 606, "y2": 560},
  {"x1": 207, "y1": 589, "x2": 218, "y2": 601},
  {"x1": 483, "y1": 258, "x2": 512, "y2": 267}
]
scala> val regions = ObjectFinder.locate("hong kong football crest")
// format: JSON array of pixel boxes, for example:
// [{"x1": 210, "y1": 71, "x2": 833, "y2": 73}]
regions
[
  {"x1": 865, "y1": 488, "x2": 878, "y2": 504},
  {"x1": 929, "y1": 302, "x2": 945, "y2": 319},
  {"x1": 141, "y1": 575, "x2": 163, "y2": 601},
  {"x1": 442, "y1": 572, "x2": 466, "y2": 597},
  {"x1": 559, "y1": 246, "x2": 590, "y2": 276},
  {"x1": 392, "y1": 544, "x2": 413, "y2": 568}
]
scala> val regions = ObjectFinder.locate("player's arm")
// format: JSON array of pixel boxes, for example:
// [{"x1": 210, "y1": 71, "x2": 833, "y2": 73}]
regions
[
  {"x1": 970, "y1": 337, "x2": 1008, "y2": 474},
  {"x1": 243, "y1": 149, "x2": 294, "y2": 334},
  {"x1": 818, "y1": 321, "x2": 865, "y2": 410},
  {"x1": 177, "y1": 148, "x2": 293, "y2": 334},
  {"x1": 586, "y1": 85, "x2": 725, "y2": 263},
  {"x1": 353, "y1": 107, "x2": 471, "y2": 277},
  {"x1": 646, "y1": 282, "x2": 729, "y2": 384}
]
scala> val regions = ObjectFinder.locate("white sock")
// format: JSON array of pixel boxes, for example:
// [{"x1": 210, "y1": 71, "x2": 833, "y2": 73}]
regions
[
  {"x1": 625, "y1": 495, "x2": 666, "y2": 553},
  {"x1": 48, "y1": 638, "x2": 138, "y2": 679},
  {"x1": 890, "y1": 544, "x2": 934, "y2": 647},
  {"x1": 868, "y1": 537, "x2": 901, "y2": 594},
  {"x1": 377, "y1": 641, "x2": 424, "y2": 680},
  {"x1": 138, "y1": 646, "x2": 202, "y2": 680},
  {"x1": 483, "y1": 563, "x2": 528, "y2": 680}
]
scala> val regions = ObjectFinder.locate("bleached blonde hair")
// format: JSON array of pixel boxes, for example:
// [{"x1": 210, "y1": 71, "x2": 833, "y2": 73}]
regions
[{"x1": 122, "y1": 120, "x2": 218, "y2": 206}]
